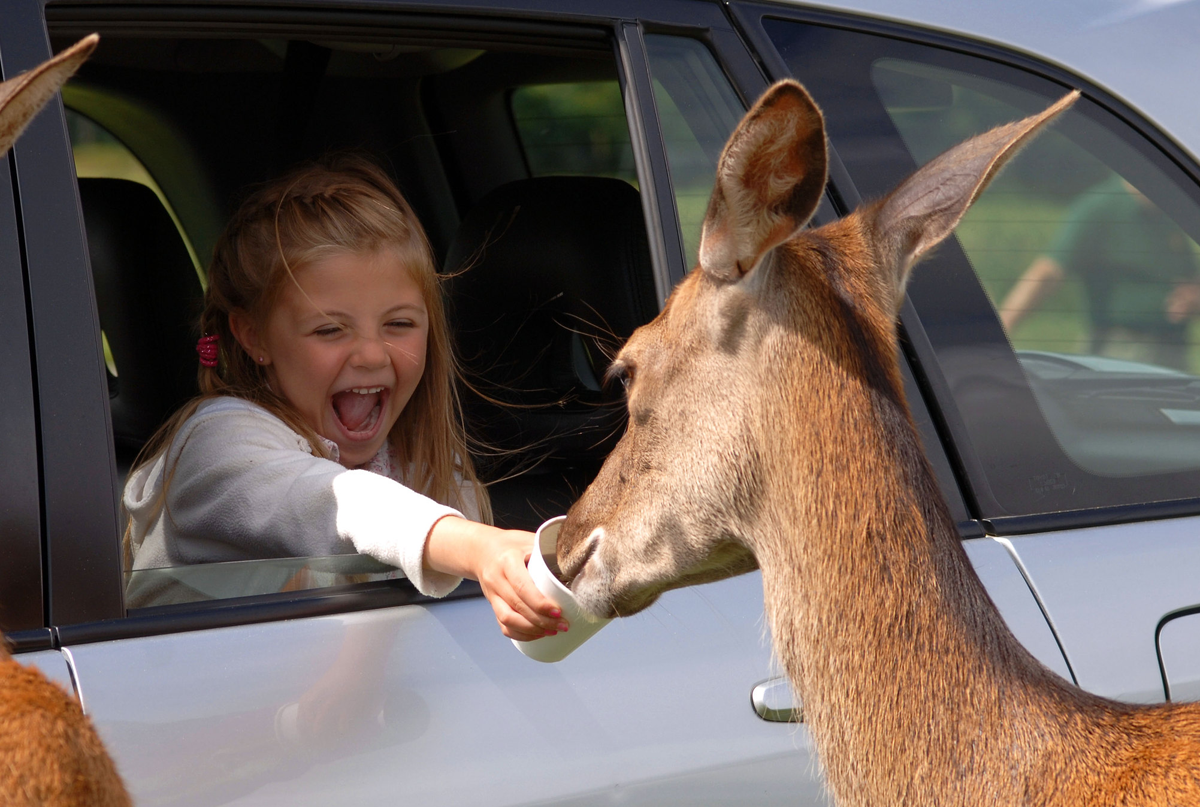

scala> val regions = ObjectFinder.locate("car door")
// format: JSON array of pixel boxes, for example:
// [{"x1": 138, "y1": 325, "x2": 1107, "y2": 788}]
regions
[
  {"x1": 730, "y1": 3, "x2": 1200, "y2": 706},
  {"x1": 5, "y1": 2, "x2": 858, "y2": 805}
]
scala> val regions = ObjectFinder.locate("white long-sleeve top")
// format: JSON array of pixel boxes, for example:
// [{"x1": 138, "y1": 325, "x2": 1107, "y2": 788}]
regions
[{"x1": 124, "y1": 396, "x2": 474, "y2": 599}]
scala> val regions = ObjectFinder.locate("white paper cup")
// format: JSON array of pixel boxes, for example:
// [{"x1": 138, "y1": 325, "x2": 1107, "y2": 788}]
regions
[{"x1": 512, "y1": 516, "x2": 611, "y2": 663}]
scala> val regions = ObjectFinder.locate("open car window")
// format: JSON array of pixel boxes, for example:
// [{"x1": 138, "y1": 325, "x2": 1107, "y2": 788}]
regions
[{"x1": 59, "y1": 23, "x2": 652, "y2": 611}]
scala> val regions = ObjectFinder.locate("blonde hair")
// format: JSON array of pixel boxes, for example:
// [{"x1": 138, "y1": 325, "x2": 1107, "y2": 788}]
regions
[{"x1": 127, "y1": 155, "x2": 489, "y2": 565}]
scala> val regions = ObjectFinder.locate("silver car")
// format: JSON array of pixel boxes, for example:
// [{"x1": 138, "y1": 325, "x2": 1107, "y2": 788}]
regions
[{"x1": 6, "y1": 0, "x2": 1200, "y2": 803}]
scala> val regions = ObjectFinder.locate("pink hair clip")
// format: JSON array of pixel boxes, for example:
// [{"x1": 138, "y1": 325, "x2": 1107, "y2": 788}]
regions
[{"x1": 196, "y1": 334, "x2": 219, "y2": 368}]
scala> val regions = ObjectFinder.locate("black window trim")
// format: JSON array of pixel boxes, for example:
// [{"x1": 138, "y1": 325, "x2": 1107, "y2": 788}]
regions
[
  {"x1": 5, "y1": 0, "x2": 125, "y2": 628},
  {"x1": 0, "y1": 151, "x2": 43, "y2": 635},
  {"x1": 7, "y1": 580, "x2": 483, "y2": 652}
]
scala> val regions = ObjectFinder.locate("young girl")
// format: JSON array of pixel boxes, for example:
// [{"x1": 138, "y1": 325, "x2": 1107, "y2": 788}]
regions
[{"x1": 123, "y1": 155, "x2": 566, "y2": 642}]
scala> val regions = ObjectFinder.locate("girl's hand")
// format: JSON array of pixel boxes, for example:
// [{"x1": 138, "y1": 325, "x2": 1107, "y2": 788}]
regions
[{"x1": 424, "y1": 517, "x2": 569, "y2": 642}]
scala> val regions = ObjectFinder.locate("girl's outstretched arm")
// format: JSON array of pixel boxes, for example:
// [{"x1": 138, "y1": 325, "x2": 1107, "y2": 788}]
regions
[{"x1": 424, "y1": 517, "x2": 569, "y2": 642}]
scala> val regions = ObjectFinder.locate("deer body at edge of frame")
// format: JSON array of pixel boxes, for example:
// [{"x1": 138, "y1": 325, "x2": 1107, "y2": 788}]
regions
[
  {"x1": 556, "y1": 80, "x2": 1200, "y2": 806},
  {"x1": 0, "y1": 33, "x2": 131, "y2": 807}
]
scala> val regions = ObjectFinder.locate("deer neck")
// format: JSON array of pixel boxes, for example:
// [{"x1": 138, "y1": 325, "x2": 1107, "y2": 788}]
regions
[{"x1": 747, "y1": 323, "x2": 1081, "y2": 804}]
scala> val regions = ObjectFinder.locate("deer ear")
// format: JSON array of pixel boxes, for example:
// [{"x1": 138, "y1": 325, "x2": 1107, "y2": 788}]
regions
[
  {"x1": 871, "y1": 89, "x2": 1079, "y2": 307},
  {"x1": 0, "y1": 34, "x2": 98, "y2": 157},
  {"x1": 699, "y1": 79, "x2": 827, "y2": 283}
]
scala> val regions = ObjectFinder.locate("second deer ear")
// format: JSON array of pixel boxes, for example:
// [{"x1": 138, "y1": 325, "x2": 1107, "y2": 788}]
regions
[
  {"x1": 870, "y1": 89, "x2": 1079, "y2": 309},
  {"x1": 699, "y1": 79, "x2": 827, "y2": 283},
  {"x1": 0, "y1": 34, "x2": 98, "y2": 157}
]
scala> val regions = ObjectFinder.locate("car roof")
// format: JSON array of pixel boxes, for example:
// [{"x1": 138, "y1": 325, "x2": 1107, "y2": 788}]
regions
[{"x1": 772, "y1": 0, "x2": 1200, "y2": 165}]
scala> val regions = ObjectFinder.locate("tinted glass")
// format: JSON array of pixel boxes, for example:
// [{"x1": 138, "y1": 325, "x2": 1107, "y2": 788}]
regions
[
  {"x1": 874, "y1": 59, "x2": 1200, "y2": 477},
  {"x1": 511, "y1": 82, "x2": 636, "y2": 183},
  {"x1": 765, "y1": 19, "x2": 1200, "y2": 517},
  {"x1": 643, "y1": 35, "x2": 744, "y2": 269}
]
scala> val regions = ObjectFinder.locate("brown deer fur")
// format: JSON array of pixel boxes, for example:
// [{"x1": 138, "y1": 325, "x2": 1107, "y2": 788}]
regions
[
  {"x1": 0, "y1": 644, "x2": 129, "y2": 805},
  {"x1": 0, "y1": 33, "x2": 132, "y2": 806},
  {"x1": 557, "y1": 80, "x2": 1200, "y2": 806}
]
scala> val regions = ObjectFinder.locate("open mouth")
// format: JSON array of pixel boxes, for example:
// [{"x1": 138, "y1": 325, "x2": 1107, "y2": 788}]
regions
[{"x1": 331, "y1": 386, "x2": 390, "y2": 439}]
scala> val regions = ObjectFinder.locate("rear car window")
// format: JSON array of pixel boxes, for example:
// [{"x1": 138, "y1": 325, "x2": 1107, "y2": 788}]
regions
[
  {"x1": 873, "y1": 58, "x2": 1200, "y2": 478},
  {"x1": 765, "y1": 19, "x2": 1200, "y2": 518}
]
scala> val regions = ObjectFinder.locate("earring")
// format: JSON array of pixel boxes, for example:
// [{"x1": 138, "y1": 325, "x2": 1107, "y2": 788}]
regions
[{"x1": 258, "y1": 356, "x2": 265, "y2": 363}]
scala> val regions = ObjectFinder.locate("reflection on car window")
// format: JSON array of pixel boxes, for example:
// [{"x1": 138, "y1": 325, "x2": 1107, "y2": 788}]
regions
[
  {"x1": 874, "y1": 61, "x2": 1200, "y2": 374},
  {"x1": 874, "y1": 59, "x2": 1200, "y2": 478},
  {"x1": 511, "y1": 82, "x2": 636, "y2": 184},
  {"x1": 643, "y1": 36, "x2": 744, "y2": 269},
  {"x1": 765, "y1": 18, "x2": 1200, "y2": 516},
  {"x1": 125, "y1": 554, "x2": 405, "y2": 610}
]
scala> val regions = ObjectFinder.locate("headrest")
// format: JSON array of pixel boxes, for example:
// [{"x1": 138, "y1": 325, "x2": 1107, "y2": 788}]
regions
[
  {"x1": 445, "y1": 176, "x2": 656, "y2": 465},
  {"x1": 80, "y1": 178, "x2": 203, "y2": 457}
]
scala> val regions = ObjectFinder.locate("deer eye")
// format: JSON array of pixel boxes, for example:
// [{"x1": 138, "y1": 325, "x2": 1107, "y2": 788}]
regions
[{"x1": 607, "y1": 362, "x2": 634, "y2": 394}]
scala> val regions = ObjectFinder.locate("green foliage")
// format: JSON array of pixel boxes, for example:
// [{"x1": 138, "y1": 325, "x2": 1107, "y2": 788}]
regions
[{"x1": 511, "y1": 82, "x2": 636, "y2": 182}]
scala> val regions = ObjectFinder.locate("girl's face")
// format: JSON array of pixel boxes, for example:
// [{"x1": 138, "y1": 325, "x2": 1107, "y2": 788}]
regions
[{"x1": 239, "y1": 248, "x2": 429, "y2": 468}]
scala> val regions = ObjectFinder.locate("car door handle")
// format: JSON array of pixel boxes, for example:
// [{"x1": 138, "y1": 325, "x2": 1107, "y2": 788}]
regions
[{"x1": 751, "y1": 677, "x2": 803, "y2": 723}]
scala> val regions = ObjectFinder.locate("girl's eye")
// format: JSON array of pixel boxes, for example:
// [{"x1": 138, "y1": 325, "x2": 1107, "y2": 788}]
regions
[
  {"x1": 386, "y1": 319, "x2": 415, "y2": 329},
  {"x1": 313, "y1": 325, "x2": 345, "y2": 337}
]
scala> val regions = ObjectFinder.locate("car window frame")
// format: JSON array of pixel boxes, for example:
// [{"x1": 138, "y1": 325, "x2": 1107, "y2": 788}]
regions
[
  {"x1": 3, "y1": 0, "x2": 124, "y2": 633},
  {"x1": 730, "y1": 2, "x2": 1200, "y2": 532},
  {"x1": 0, "y1": 150, "x2": 43, "y2": 636},
  {"x1": 18, "y1": 0, "x2": 731, "y2": 647}
]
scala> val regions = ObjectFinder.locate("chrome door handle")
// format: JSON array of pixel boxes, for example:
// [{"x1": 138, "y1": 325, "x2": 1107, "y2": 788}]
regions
[{"x1": 751, "y1": 677, "x2": 803, "y2": 723}]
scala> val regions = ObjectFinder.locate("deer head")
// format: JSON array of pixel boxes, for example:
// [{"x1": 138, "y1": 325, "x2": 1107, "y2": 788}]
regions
[
  {"x1": 0, "y1": 34, "x2": 97, "y2": 157},
  {"x1": 557, "y1": 79, "x2": 1076, "y2": 618}
]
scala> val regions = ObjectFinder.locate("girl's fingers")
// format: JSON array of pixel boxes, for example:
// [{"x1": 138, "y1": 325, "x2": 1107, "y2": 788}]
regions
[
  {"x1": 494, "y1": 573, "x2": 563, "y2": 634},
  {"x1": 489, "y1": 591, "x2": 561, "y2": 641},
  {"x1": 475, "y1": 529, "x2": 572, "y2": 640},
  {"x1": 510, "y1": 555, "x2": 563, "y2": 619}
]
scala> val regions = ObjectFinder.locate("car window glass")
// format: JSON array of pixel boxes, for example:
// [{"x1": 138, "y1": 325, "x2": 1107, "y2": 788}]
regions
[
  {"x1": 125, "y1": 555, "x2": 405, "y2": 610},
  {"x1": 510, "y1": 82, "x2": 636, "y2": 184},
  {"x1": 642, "y1": 35, "x2": 744, "y2": 269},
  {"x1": 764, "y1": 18, "x2": 1200, "y2": 517},
  {"x1": 872, "y1": 60, "x2": 1200, "y2": 478}
]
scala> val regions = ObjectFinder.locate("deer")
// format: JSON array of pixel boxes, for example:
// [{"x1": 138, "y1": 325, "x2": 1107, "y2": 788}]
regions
[
  {"x1": 0, "y1": 33, "x2": 132, "y2": 806},
  {"x1": 556, "y1": 79, "x2": 1200, "y2": 806}
]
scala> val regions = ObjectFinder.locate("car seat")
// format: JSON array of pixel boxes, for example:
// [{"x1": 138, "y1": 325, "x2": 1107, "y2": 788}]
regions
[
  {"x1": 79, "y1": 178, "x2": 204, "y2": 477},
  {"x1": 445, "y1": 176, "x2": 657, "y2": 529}
]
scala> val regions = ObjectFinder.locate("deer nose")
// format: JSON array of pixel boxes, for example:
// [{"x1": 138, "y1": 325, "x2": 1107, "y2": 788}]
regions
[{"x1": 561, "y1": 527, "x2": 602, "y2": 587}]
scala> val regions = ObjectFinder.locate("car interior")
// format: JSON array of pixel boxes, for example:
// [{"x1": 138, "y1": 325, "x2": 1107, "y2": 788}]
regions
[{"x1": 50, "y1": 23, "x2": 658, "y2": 607}]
